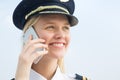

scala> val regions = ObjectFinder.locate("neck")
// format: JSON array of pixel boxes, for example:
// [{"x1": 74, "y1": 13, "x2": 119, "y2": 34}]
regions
[{"x1": 32, "y1": 56, "x2": 58, "y2": 80}]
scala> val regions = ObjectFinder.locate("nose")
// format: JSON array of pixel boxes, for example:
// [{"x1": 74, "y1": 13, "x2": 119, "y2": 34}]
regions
[{"x1": 54, "y1": 29, "x2": 65, "y2": 39}]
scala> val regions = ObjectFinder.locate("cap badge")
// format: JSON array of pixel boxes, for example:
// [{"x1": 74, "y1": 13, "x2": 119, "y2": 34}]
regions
[{"x1": 60, "y1": 0, "x2": 69, "y2": 2}]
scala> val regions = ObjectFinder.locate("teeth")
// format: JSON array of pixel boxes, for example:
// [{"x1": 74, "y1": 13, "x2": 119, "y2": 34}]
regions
[{"x1": 52, "y1": 43, "x2": 64, "y2": 47}]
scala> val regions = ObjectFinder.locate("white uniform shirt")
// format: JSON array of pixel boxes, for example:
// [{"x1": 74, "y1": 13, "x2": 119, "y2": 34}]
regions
[{"x1": 30, "y1": 67, "x2": 76, "y2": 80}]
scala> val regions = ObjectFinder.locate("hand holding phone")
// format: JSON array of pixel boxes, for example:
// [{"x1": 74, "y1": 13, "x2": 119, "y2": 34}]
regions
[{"x1": 23, "y1": 26, "x2": 45, "y2": 64}]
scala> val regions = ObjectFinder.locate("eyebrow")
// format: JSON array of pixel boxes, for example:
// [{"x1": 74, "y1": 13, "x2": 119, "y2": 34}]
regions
[{"x1": 44, "y1": 21, "x2": 70, "y2": 25}]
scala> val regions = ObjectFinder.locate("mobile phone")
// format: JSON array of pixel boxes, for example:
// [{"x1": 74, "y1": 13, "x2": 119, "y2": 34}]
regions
[{"x1": 23, "y1": 26, "x2": 44, "y2": 64}]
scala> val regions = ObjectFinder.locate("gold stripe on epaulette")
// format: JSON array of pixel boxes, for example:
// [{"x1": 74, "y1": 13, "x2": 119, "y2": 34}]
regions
[
  {"x1": 83, "y1": 76, "x2": 91, "y2": 80},
  {"x1": 83, "y1": 76, "x2": 87, "y2": 80},
  {"x1": 25, "y1": 5, "x2": 70, "y2": 19}
]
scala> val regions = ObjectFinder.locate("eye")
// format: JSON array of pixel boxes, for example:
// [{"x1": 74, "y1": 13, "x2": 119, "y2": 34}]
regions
[
  {"x1": 45, "y1": 26, "x2": 54, "y2": 30},
  {"x1": 63, "y1": 26, "x2": 70, "y2": 31}
]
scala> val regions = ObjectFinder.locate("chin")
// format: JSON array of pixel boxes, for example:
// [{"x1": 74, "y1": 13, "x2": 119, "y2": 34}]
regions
[{"x1": 49, "y1": 51, "x2": 66, "y2": 59}]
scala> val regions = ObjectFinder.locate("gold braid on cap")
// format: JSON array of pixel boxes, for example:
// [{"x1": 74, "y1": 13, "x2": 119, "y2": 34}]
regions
[{"x1": 25, "y1": 5, "x2": 70, "y2": 19}]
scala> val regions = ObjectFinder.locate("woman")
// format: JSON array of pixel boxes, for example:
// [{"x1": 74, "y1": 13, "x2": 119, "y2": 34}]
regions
[{"x1": 12, "y1": 0, "x2": 88, "y2": 80}]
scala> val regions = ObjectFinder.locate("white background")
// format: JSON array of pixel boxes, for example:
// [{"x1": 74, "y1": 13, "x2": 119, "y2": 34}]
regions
[{"x1": 0, "y1": 0, "x2": 120, "y2": 80}]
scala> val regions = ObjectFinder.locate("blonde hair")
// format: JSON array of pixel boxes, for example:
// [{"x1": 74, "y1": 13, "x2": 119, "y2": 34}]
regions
[
  {"x1": 57, "y1": 58, "x2": 65, "y2": 73},
  {"x1": 23, "y1": 15, "x2": 65, "y2": 73},
  {"x1": 23, "y1": 16, "x2": 39, "y2": 32}
]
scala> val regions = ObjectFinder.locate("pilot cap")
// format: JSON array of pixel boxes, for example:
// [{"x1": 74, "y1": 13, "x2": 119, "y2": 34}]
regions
[{"x1": 13, "y1": 0, "x2": 79, "y2": 30}]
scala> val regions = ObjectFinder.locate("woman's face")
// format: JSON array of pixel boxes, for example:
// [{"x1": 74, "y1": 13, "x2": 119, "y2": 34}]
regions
[{"x1": 33, "y1": 14, "x2": 70, "y2": 59}]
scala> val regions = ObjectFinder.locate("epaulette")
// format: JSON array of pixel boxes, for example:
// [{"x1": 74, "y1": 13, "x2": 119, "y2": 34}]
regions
[
  {"x1": 11, "y1": 78, "x2": 15, "y2": 80},
  {"x1": 75, "y1": 74, "x2": 88, "y2": 80}
]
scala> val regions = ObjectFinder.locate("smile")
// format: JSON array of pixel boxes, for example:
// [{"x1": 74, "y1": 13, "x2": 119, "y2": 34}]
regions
[
  {"x1": 52, "y1": 43, "x2": 64, "y2": 47},
  {"x1": 49, "y1": 42, "x2": 65, "y2": 48}
]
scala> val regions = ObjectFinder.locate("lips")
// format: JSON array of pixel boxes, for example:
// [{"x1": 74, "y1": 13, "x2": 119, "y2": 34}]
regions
[{"x1": 49, "y1": 42, "x2": 66, "y2": 47}]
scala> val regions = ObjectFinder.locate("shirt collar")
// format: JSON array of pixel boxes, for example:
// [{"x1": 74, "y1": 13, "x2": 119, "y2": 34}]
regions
[
  {"x1": 30, "y1": 69, "x2": 47, "y2": 80},
  {"x1": 51, "y1": 66, "x2": 65, "y2": 80},
  {"x1": 30, "y1": 67, "x2": 65, "y2": 80}
]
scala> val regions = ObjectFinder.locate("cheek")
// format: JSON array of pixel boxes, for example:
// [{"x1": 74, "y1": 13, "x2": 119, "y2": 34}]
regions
[
  {"x1": 38, "y1": 31, "x2": 53, "y2": 43},
  {"x1": 66, "y1": 35, "x2": 70, "y2": 46}
]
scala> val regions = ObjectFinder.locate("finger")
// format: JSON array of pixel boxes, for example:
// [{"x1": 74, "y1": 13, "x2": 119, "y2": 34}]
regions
[
  {"x1": 29, "y1": 34, "x2": 33, "y2": 41},
  {"x1": 23, "y1": 37, "x2": 46, "y2": 53},
  {"x1": 24, "y1": 43, "x2": 48, "y2": 57},
  {"x1": 31, "y1": 50, "x2": 48, "y2": 62},
  {"x1": 19, "y1": 46, "x2": 48, "y2": 65},
  {"x1": 30, "y1": 38, "x2": 46, "y2": 44},
  {"x1": 19, "y1": 43, "x2": 48, "y2": 65},
  {"x1": 26, "y1": 38, "x2": 45, "y2": 47}
]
